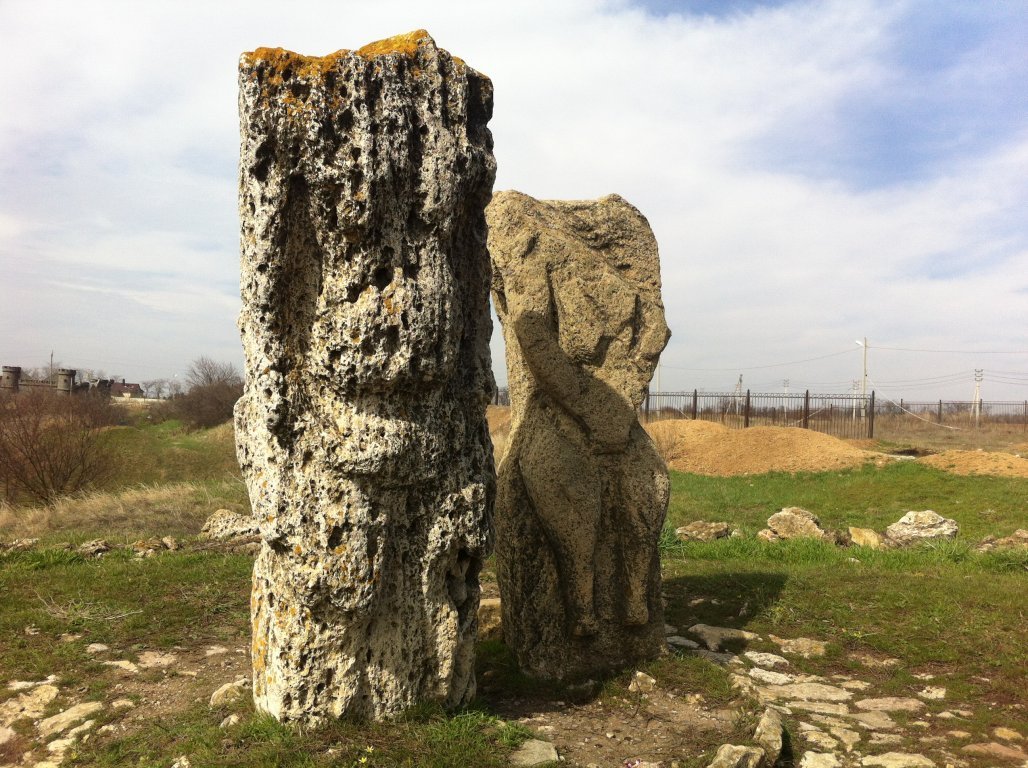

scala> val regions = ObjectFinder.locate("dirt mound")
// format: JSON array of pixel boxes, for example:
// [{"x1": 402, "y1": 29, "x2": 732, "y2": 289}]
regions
[
  {"x1": 646, "y1": 419, "x2": 878, "y2": 476},
  {"x1": 918, "y1": 450, "x2": 1028, "y2": 478}
]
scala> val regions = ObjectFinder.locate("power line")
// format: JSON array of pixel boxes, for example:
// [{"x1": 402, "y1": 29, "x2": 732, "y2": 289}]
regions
[
  {"x1": 874, "y1": 345, "x2": 1028, "y2": 354},
  {"x1": 661, "y1": 348, "x2": 856, "y2": 372}
]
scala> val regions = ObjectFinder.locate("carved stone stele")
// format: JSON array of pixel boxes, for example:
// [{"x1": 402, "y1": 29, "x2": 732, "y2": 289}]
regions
[
  {"x1": 487, "y1": 190, "x2": 671, "y2": 680},
  {"x1": 235, "y1": 30, "x2": 495, "y2": 723}
]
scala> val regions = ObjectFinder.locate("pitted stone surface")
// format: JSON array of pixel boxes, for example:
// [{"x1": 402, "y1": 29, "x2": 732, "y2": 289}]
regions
[
  {"x1": 487, "y1": 190, "x2": 671, "y2": 680},
  {"x1": 236, "y1": 30, "x2": 496, "y2": 723}
]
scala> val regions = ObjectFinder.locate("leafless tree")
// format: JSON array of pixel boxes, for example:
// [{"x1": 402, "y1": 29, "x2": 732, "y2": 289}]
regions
[
  {"x1": 160, "y1": 357, "x2": 243, "y2": 429},
  {"x1": 0, "y1": 389, "x2": 115, "y2": 505},
  {"x1": 185, "y1": 356, "x2": 242, "y2": 389}
]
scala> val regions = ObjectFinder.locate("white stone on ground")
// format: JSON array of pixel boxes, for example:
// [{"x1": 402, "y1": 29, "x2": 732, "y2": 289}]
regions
[
  {"x1": 688, "y1": 624, "x2": 759, "y2": 651},
  {"x1": 210, "y1": 679, "x2": 249, "y2": 708},
  {"x1": 762, "y1": 682, "x2": 853, "y2": 702},
  {"x1": 628, "y1": 671, "x2": 657, "y2": 693},
  {"x1": 799, "y1": 752, "x2": 841, "y2": 768},
  {"x1": 860, "y1": 753, "x2": 935, "y2": 768},
  {"x1": 510, "y1": 739, "x2": 559, "y2": 766},
  {"x1": 38, "y1": 701, "x2": 103, "y2": 737},
  {"x1": 744, "y1": 651, "x2": 790, "y2": 668},
  {"x1": 856, "y1": 697, "x2": 925, "y2": 712},
  {"x1": 769, "y1": 634, "x2": 827, "y2": 658},
  {"x1": 917, "y1": 686, "x2": 945, "y2": 700},
  {"x1": 749, "y1": 668, "x2": 794, "y2": 685},
  {"x1": 137, "y1": 651, "x2": 177, "y2": 669},
  {"x1": 706, "y1": 743, "x2": 765, "y2": 768}
]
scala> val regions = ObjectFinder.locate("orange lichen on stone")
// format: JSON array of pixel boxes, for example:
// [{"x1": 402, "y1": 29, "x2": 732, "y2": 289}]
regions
[
  {"x1": 241, "y1": 30, "x2": 433, "y2": 85},
  {"x1": 356, "y1": 29, "x2": 432, "y2": 59}
]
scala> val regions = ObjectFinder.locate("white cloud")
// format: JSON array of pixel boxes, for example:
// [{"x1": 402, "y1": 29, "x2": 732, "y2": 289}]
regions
[{"x1": 0, "y1": 0, "x2": 1025, "y2": 398}]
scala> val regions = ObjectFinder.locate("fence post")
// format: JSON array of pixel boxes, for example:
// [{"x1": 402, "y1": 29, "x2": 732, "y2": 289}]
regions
[
  {"x1": 868, "y1": 391, "x2": 876, "y2": 438},
  {"x1": 692, "y1": 389, "x2": 698, "y2": 420},
  {"x1": 644, "y1": 386, "x2": 650, "y2": 422},
  {"x1": 744, "y1": 389, "x2": 751, "y2": 428},
  {"x1": 1024, "y1": 401, "x2": 1027, "y2": 433},
  {"x1": 802, "y1": 390, "x2": 810, "y2": 429},
  {"x1": 938, "y1": 400, "x2": 943, "y2": 423}
]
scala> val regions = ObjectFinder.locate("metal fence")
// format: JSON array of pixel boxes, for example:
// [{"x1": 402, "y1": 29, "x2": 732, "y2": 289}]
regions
[{"x1": 642, "y1": 390, "x2": 1028, "y2": 440}]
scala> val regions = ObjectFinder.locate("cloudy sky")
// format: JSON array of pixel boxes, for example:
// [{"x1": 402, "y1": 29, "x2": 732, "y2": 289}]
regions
[{"x1": 1, "y1": 0, "x2": 1026, "y2": 401}]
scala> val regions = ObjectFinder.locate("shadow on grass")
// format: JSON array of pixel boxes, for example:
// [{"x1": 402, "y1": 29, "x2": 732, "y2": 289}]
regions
[
  {"x1": 663, "y1": 571, "x2": 788, "y2": 644},
  {"x1": 474, "y1": 570, "x2": 788, "y2": 717}
]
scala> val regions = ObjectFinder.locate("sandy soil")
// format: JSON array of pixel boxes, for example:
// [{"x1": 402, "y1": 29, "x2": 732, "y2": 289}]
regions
[
  {"x1": 917, "y1": 450, "x2": 1028, "y2": 478},
  {"x1": 646, "y1": 420, "x2": 880, "y2": 476}
]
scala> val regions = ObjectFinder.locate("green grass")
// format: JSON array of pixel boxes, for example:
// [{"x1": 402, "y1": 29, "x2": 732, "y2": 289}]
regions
[
  {"x1": 101, "y1": 420, "x2": 242, "y2": 489},
  {"x1": 2, "y1": 429, "x2": 1027, "y2": 764},
  {"x1": 75, "y1": 704, "x2": 534, "y2": 768},
  {"x1": 667, "y1": 462, "x2": 1028, "y2": 539}
]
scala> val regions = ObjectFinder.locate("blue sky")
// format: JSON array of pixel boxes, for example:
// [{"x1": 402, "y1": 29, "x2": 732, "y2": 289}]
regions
[{"x1": 0, "y1": 0, "x2": 1026, "y2": 400}]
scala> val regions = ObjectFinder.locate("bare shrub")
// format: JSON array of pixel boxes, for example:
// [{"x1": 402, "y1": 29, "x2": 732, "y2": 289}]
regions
[
  {"x1": 0, "y1": 389, "x2": 116, "y2": 505},
  {"x1": 645, "y1": 419, "x2": 684, "y2": 464},
  {"x1": 158, "y1": 357, "x2": 243, "y2": 429}
]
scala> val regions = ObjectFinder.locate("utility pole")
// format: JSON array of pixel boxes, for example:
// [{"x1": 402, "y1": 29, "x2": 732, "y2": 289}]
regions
[
  {"x1": 856, "y1": 338, "x2": 868, "y2": 420},
  {"x1": 49, "y1": 350, "x2": 54, "y2": 385},
  {"x1": 733, "y1": 374, "x2": 743, "y2": 415},
  {"x1": 852, "y1": 379, "x2": 859, "y2": 420},
  {"x1": 973, "y1": 369, "x2": 983, "y2": 428}
]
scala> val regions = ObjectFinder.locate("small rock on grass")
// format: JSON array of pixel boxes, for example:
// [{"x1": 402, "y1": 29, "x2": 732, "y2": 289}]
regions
[
  {"x1": 917, "y1": 686, "x2": 945, "y2": 700},
  {"x1": 993, "y1": 726, "x2": 1023, "y2": 742},
  {"x1": 754, "y1": 708, "x2": 784, "y2": 765},
  {"x1": 510, "y1": 738, "x2": 559, "y2": 767},
  {"x1": 961, "y1": 741, "x2": 1028, "y2": 762},
  {"x1": 799, "y1": 752, "x2": 841, "y2": 768},
  {"x1": 220, "y1": 714, "x2": 240, "y2": 729},
  {"x1": 210, "y1": 678, "x2": 249, "y2": 707},
  {"x1": 855, "y1": 697, "x2": 925, "y2": 712},
  {"x1": 171, "y1": 758, "x2": 192, "y2": 768},
  {"x1": 860, "y1": 753, "x2": 936, "y2": 768},
  {"x1": 675, "y1": 521, "x2": 732, "y2": 542},
  {"x1": 38, "y1": 701, "x2": 103, "y2": 737},
  {"x1": 706, "y1": 744, "x2": 764, "y2": 768},
  {"x1": 884, "y1": 510, "x2": 957, "y2": 546},
  {"x1": 744, "y1": 651, "x2": 790, "y2": 668},
  {"x1": 689, "y1": 624, "x2": 759, "y2": 651},
  {"x1": 77, "y1": 539, "x2": 111, "y2": 558},
  {"x1": 769, "y1": 634, "x2": 826, "y2": 658},
  {"x1": 628, "y1": 671, "x2": 657, "y2": 693},
  {"x1": 0, "y1": 725, "x2": 16, "y2": 745},
  {"x1": 848, "y1": 527, "x2": 884, "y2": 549},
  {"x1": 748, "y1": 668, "x2": 794, "y2": 686}
]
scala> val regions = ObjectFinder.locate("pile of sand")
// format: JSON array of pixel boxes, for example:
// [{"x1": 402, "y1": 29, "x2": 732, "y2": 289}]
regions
[
  {"x1": 646, "y1": 419, "x2": 878, "y2": 476},
  {"x1": 917, "y1": 450, "x2": 1028, "y2": 478}
]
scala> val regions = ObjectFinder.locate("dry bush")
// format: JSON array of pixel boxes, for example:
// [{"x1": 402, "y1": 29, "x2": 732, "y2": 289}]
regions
[
  {"x1": 644, "y1": 419, "x2": 684, "y2": 464},
  {"x1": 157, "y1": 357, "x2": 243, "y2": 429},
  {"x1": 0, "y1": 479, "x2": 248, "y2": 540},
  {"x1": 0, "y1": 390, "x2": 116, "y2": 505}
]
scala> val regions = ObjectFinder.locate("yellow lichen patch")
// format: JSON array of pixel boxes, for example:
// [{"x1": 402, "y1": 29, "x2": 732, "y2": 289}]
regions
[
  {"x1": 356, "y1": 29, "x2": 432, "y2": 59},
  {"x1": 241, "y1": 46, "x2": 354, "y2": 84}
]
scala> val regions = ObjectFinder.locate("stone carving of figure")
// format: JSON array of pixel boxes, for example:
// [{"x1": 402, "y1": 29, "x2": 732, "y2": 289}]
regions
[{"x1": 487, "y1": 190, "x2": 671, "y2": 680}]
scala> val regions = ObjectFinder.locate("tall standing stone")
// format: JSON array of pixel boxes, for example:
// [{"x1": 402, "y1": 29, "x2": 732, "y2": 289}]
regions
[
  {"x1": 487, "y1": 190, "x2": 671, "y2": 680},
  {"x1": 236, "y1": 30, "x2": 496, "y2": 723}
]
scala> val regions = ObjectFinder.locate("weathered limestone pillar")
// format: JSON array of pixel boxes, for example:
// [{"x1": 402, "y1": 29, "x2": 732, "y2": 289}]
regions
[
  {"x1": 235, "y1": 30, "x2": 496, "y2": 723},
  {"x1": 487, "y1": 191, "x2": 671, "y2": 680}
]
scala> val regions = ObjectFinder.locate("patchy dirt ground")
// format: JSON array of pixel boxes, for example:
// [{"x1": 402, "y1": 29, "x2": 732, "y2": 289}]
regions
[
  {"x1": 646, "y1": 420, "x2": 880, "y2": 476},
  {"x1": 917, "y1": 449, "x2": 1028, "y2": 478}
]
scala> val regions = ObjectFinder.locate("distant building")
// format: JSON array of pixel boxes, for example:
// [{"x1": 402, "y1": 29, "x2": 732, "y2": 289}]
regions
[
  {"x1": 110, "y1": 380, "x2": 144, "y2": 398},
  {"x1": 1, "y1": 366, "x2": 144, "y2": 399}
]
